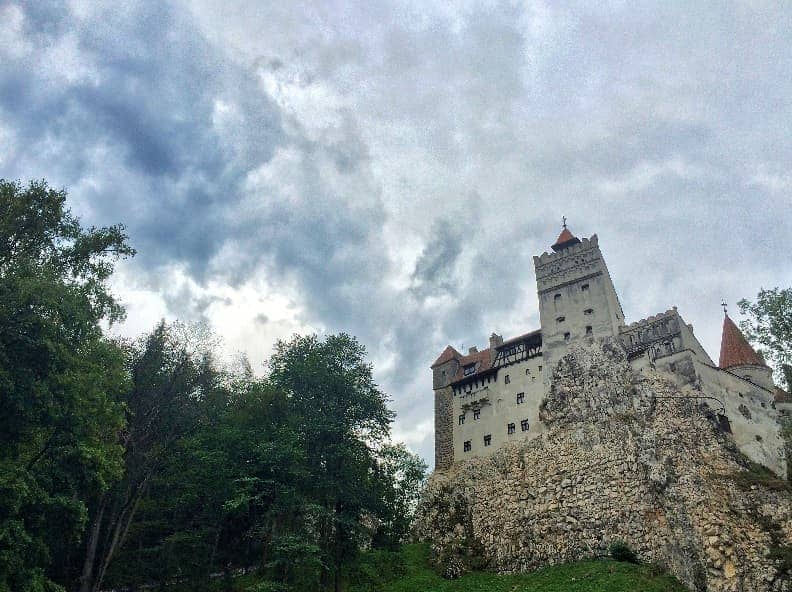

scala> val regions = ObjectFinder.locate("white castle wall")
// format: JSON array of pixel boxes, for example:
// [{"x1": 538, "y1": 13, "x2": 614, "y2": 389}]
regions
[{"x1": 452, "y1": 356, "x2": 545, "y2": 459}]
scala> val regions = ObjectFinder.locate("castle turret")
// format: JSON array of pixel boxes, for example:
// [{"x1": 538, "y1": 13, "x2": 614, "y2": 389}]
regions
[
  {"x1": 719, "y1": 312, "x2": 774, "y2": 391},
  {"x1": 534, "y1": 225, "x2": 625, "y2": 387},
  {"x1": 431, "y1": 345, "x2": 461, "y2": 470}
]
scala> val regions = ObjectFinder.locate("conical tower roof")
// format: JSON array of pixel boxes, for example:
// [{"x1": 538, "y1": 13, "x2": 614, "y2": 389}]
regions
[
  {"x1": 551, "y1": 223, "x2": 582, "y2": 252},
  {"x1": 719, "y1": 314, "x2": 766, "y2": 369}
]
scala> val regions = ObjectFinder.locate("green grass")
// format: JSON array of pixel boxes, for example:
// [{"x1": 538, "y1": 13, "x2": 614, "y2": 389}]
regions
[{"x1": 348, "y1": 543, "x2": 688, "y2": 592}]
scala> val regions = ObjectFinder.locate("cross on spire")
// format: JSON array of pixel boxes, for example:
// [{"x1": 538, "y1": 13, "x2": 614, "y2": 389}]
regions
[
  {"x1": 562, "y1": 216, "x2": 567, "y2": 229},
  {"x1": 721, "y1": 299, "x2": 728, "y2": 316}
]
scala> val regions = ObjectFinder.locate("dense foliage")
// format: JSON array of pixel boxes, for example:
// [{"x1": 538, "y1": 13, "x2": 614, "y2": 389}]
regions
[
  {"x1": 0, "y1": 180, "x2": 426, "y2": 592},
  {"x1": 739, "y1": 287, "x2": 792, "y2": 392}
]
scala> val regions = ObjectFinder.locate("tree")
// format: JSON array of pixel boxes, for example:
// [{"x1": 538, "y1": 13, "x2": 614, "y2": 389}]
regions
[
  {"x1": 738, "y1": 287, "x2": 792, "y2": 392},
  {"x1": 78, "y1": 322, "x2": 220, "y2": 592},
  {"x1": 0, "y1": 179, "x2": 134, "y2": 592},
  {"x1": 371, "y1": 443, "x2": 427, "y2": 549},
  {"x1": 267, "y1": 334, "x2": 395, "y2": 592}
]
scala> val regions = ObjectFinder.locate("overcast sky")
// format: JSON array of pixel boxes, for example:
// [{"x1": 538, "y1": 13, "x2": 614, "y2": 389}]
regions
[{"x1": 2, "y1": 0, "x2": 791, "y2": 467}]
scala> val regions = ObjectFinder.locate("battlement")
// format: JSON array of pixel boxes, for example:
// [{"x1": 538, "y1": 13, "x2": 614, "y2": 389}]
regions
[
  {"x1": 533, "y1": 234, "x2": 599, "y2": 267},
  {"x1": 621, "y1": 307, "x2": 679, "y2": 331}
]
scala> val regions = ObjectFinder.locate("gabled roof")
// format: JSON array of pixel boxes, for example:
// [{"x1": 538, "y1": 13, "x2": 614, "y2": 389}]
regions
[
  {"x1": 551, "y1": 227, "x2": 581, "y2": 252},
  {"x1": 431, "y1": 345, "x2": 461, "y2": 368},
  {"x1": 719, "y1": 314, "x2": 767, "y2": 369}
]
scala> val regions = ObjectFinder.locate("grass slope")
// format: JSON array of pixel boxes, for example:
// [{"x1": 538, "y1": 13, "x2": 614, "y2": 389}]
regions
[{"x1": 349, "y1": 544, "x2": 688, "y2": 592}]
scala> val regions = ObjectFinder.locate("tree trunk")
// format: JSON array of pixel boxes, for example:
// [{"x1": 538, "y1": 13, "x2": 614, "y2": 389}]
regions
[
  {"x1": 78, "y1": 494, "x2": 107, "y2": 592},
  {"x1": 91, "y1": 476, "x2": 148, "y2": 592}
]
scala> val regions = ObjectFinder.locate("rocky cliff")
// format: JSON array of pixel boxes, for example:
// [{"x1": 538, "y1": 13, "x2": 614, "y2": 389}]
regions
[{"x1": 414, "y1": 341, "x2": 792, "y2": 591}]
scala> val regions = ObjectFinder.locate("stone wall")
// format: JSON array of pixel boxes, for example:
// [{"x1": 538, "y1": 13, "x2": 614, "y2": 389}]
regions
[
  {"x1": 434, "y1": 386, "x2": 454, "y2": 470},
  {"x1": 415, "y1": 341, "x2": 792, "y2": 591}
]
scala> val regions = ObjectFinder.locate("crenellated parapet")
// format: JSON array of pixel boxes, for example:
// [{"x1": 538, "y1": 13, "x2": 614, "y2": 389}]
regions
[
  {"x1": 619, "y1": 308, "x2": 683, "y2": 360},
  {"x1": 533, "y1": 235, "x2": 603, "y2": 293}
]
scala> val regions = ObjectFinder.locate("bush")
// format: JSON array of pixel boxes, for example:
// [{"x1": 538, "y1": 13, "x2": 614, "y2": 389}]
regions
[{"x1": 609, "y1": 541, "x2": 638, "y2": 563}]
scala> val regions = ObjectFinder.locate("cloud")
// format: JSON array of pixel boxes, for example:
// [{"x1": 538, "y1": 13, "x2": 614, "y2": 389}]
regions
[{"x1": 2, "y1": 0, "x2": 791, "y2": 468}]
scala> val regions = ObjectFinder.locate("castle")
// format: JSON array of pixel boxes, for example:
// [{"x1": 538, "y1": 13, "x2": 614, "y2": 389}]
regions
[{"x1": 431, "y1": 225, "x2": 791, "y2": 477}]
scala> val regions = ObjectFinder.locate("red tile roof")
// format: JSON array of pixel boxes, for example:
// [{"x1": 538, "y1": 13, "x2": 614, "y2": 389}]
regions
[
  {"x1": 774, "y1": 387, "x2": 790, "y2": 403},
  {"x1": 431, "y1": 345, "x2": 462, "y2": 368},
  {"x1": 553, "y1": 227, "x2": 576, "y2": 246},
  {"x1": 719, "y1": 314, "x2": 767, "y2": 369},
  {"x1": 452, "y1": 348, "x2": 493, "y2": 380},
  {"x1": 551, "y1": 227, "x2": 581, "y2": 252}
]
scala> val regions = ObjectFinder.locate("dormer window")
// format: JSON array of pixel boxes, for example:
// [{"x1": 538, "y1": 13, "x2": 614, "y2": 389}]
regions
[{"x1": 463, "y1": 363, "x2": 476, "y2": 376}]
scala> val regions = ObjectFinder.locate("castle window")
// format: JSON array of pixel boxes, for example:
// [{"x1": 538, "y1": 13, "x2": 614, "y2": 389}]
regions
[
  {"x1": 458, "y1": 414, "x2": 465, "y2": 425},
  {"x1": 505, "y1": 374, "x2": 510, "y2": 384},
  {"x1": 473, "y1": 409, "x2": 481, "y2": 420},
  {"x1": 525, "y1": 368, "x2": 530, "y2": 375},
  {"x1": 584, "y1": 308, "x2": 593, "y2": 315},
  {"x1": 484, "y1": 434, "x2": 491, "y2": 446},
  {"x1": 585, "y1": 326, "x2": 593, "y2": 336},
  {"x1": 463, "y1": 363, "x2": 476, "y2": 376},
  {"x1": 507, "y1": 423, "x2": 516, "y2": 435},
  {"x1": 521, "y1": 419, "x2": 529, "y2": 432},
  {"x1": 464, "y1": 440, "x2": 471, "y2": 452},
  {"x1": 538, "y1": 366, "x2": 542, "y2": 372},
  {"x1": 516, "y1": 392, "x2": 525, "y2": 404},
  {"x1": 581, "y1": 284, "x2": 589, "y2": 292},
  {"x1": 554, "y1": 293, "x2": 561, "y2": 311},
  {"x1": 556, "y1": 316, "x2": 565, "y2": 323},
  {"x1": 564, "y1": 332, "x2": 571, "y2": 342}
]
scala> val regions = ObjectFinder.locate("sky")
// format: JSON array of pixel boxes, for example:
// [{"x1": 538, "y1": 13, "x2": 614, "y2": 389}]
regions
[{"x1": 1, "y1": 0, "x2": 791, "y2": 467}]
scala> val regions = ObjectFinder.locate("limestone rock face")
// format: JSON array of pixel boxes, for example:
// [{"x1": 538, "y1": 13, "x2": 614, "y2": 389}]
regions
[{"x1": 414, "y1": 341, "x2": 792, "y2": 591}]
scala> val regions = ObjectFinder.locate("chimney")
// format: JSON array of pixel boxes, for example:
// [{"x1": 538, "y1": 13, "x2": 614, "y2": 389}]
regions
[
  {"x1": 489, "y1": 333, "x2": 503, "y2": 349},
  {"x1": 468, "y1": 346, "x2": 478, "y2": 354}
]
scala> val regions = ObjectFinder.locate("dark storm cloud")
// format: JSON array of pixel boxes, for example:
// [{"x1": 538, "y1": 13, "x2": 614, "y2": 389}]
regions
[
  {"x1": 410, "y1": 221, "x2": 463, "y2": 297},
  {"x1": 3, "y1": 0, "x2": 791, "y2": 469},
  {"x1": 1, "y1": 1, "x2": 283, "y2": 278}
]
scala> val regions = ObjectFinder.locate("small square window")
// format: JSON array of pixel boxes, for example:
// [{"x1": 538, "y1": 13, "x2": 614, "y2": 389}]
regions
[
  {"x1": 464, "y1": 440, "x2": 471, "y2": 452},
  {"x1": 458, "y1": 414, "x2": 465, "y2": 425},
  {"x1": 585, "y1": 326, "x2": 593, "y2": 336},
  {"x1": 564, "y1": 332, "x2": 571, "y2": 342},
  {"x1": 473, "y1": 409, "x2": 481, "y2": 420},
  {"x1": 516, "y1": 392, "x2": 525, "y2": 404},
  {"x1": 505, "y1": 374, "x2": 510, "y2": 384},
  {"x1": 463, "y1": 363, "x2": 476, "y2": 376},
  {"x1": 581, "y1": 284, "x2": 589, "y2": 292},
  {"x1": 520, "y1": 419, "x2": 529, "y2": 432},
  {"x1": 507, "y1": 422, "x2": 515, "y2": 435},
  {"x1": 484, "y1": 434, "x2": 491, "y2": 446}
]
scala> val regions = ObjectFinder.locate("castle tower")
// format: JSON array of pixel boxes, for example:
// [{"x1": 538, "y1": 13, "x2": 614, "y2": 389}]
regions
[
  {"x1": 533, "y1": 225, "x2": 625, "y2": 386},
  {"x1": 431, "y1": 345, "x2": 461, "y2": 470},
  {"x1": 719, "y1": 312, "x2": 774, "y2": 391}
]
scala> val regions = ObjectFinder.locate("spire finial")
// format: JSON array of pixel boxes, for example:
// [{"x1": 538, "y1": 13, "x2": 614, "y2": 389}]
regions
[
  {"x1": 721, "y1": 299, "x2": 728, "y2": 316},
  {"x1": 562, "y1": 216, "x2": 567, "y2": 229}
]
